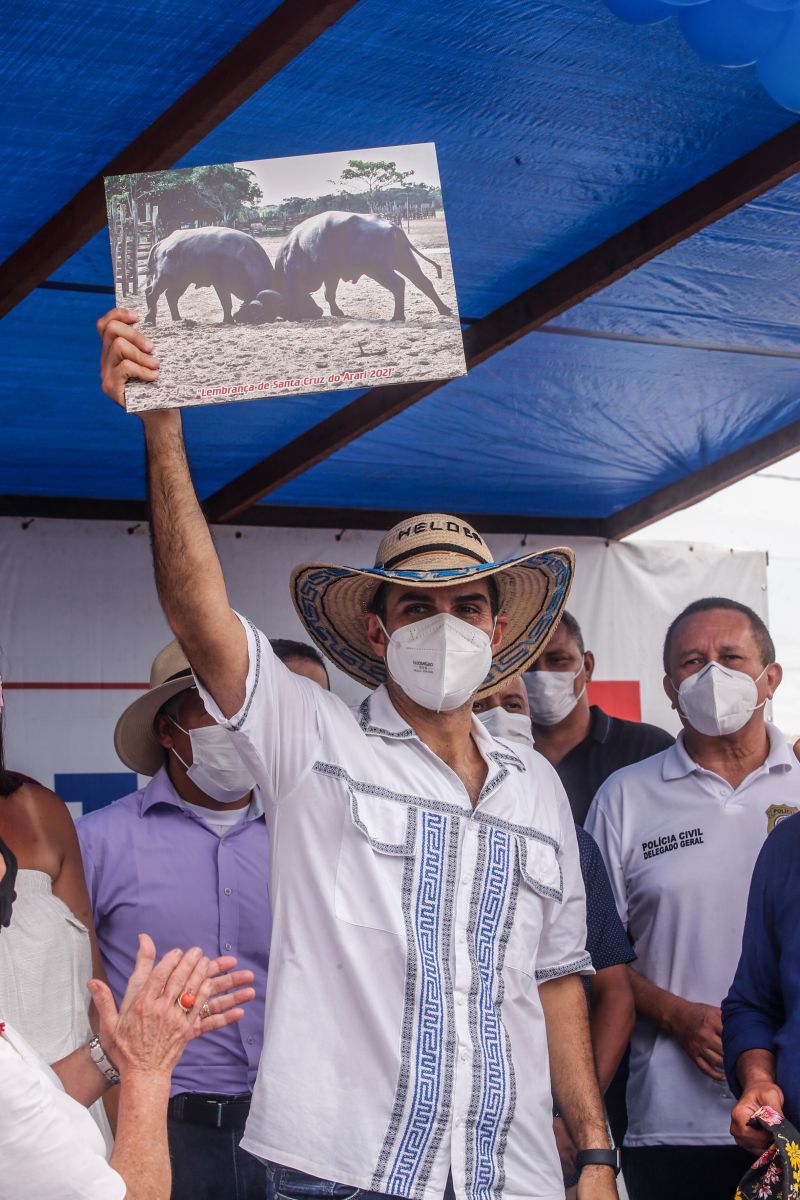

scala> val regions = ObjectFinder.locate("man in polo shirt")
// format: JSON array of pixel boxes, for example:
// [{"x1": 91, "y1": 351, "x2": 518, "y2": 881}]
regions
[
  {"x1": 525, "y1": 612, "x2": 674, "y2": 825},
  {"x1": 97, "y1": 305, "x2": 621, "y2": 1200},
  {"x1": 79, "y1": 637, "x2": 325, "y2": 1200},
  {"x1": 585, "y1": 597, "x2": 800, "y2": 1200}
]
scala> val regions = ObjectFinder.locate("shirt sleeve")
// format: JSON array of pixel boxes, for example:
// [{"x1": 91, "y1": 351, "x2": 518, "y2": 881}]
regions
[
  {"x1": 584, "y1": 780, "x2": 628, "y2": 927},
  {"x1": 722, "y1": 827, "x2": 786, "y2": 1096},
  {"x1": 194, "y1": 611, "x2": 353, "y2": 803},
  {"x1": 577, "y1": 826, "x2": 635, "y2": 972},
  {"x1": 0, "y1": 1039, "x2": 126, "y2": 1200},
  {"x1": 535, "y1": 783, "x2": 594, "y2": 983},
  {"x1": 75, "y1": 818, "x2": 99, "y2": 914}
]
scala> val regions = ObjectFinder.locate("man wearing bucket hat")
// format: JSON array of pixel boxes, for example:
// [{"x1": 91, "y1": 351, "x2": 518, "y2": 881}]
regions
[
  {"x1": 98, "y1": 313, "x2": 619, "y2": 1200},
  {"x1": 77, "y1": 639, "x2": 272, "y2": 1200}
]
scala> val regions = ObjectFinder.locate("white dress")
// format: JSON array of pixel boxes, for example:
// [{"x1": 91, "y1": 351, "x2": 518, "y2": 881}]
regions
[
  {"x1": 0, "y1": 869, "x2": 113, "y2": 1146},
  {"x1": 0, "y1": 1021, "x2": 125, "y2": 1200}
]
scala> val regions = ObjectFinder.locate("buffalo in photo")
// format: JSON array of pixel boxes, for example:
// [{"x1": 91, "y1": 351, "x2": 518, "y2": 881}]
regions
[
  {"x1": 272, "y1": 211, "x2": 454, "y2": 322},
  {"x1": 143, "y1": 227, "x2": 279, "y2": 325}
]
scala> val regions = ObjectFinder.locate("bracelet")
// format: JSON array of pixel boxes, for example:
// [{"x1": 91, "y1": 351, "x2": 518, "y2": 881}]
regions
[
  {"x1": 88, "y1": 1035, "x2": 121, "y2": 1086},
  {"x1": 575, "y1": 1148, "x2": 622, "y2": 1176}
]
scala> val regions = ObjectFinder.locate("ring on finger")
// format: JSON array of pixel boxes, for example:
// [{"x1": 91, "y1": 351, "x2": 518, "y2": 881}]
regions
[
  {"x1": 176, "y1": 991, "x2": 196, "y2": 1014},
  {"x1": 200, "y1": 1002, "x2": 212, "y2": 1020}
]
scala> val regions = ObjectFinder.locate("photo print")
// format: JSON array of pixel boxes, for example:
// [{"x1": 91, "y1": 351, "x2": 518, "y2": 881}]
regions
[{"x1": 104, "y1": 143, "x2": 466, "y2": 412}]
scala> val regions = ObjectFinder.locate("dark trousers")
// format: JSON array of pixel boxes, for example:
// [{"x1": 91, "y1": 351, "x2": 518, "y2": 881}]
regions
[
  {"x1": 622, "y1": 1145, "x2": 755, "y2": 1200},
  {"x1": 265, "y1": 1162, "x2": 456, "y2": 1200},
  {"x1": 168, "y1": 1110, "x2": 267, "y2": 1200}
]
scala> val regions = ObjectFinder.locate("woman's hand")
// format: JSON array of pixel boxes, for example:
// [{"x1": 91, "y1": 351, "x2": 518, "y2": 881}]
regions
[{"x1": 88, "y1": 933, "x2": 254, "y2": 1079}]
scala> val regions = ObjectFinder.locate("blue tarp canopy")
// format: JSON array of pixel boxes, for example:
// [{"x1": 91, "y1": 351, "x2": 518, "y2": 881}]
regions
[{"x1": 3, "y1": 0, "x2": 800, "y2": 536}]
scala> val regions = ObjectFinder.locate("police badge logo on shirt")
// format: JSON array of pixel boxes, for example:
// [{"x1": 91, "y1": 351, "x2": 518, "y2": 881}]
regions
[{"x1": 765, "y1": 803, "x2": 798, "y2": 834}]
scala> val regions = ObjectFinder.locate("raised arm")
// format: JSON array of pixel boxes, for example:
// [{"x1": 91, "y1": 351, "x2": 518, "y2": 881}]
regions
[{"x1": 98, "y1": 308, "x2": 247, "y2": 717}]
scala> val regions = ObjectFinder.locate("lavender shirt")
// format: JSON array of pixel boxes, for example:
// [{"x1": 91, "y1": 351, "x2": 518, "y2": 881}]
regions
[{"x1": 77, "y1": 766, "x2": 270, "y2": 1096}]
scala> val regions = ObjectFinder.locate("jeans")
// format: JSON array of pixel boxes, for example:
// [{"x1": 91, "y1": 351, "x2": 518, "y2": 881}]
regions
[
  {"x1": 168, "y1": 1114, "x2": 267, "y2": 1200},
  {"x1": 265, "y1": 1163, "x2": 456, "y2": 1200},
  {"x1": 622, "y1": 1144, "x2": 755, "y2": 1200}
]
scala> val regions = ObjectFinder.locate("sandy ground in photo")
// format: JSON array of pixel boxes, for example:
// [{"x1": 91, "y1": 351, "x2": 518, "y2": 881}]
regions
[{"x1": 122, "y1": 217, "x2": 466, "y2": 413}]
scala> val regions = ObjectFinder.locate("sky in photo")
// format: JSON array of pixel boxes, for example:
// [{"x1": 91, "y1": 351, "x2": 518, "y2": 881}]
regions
[{"x1": 236, "y1": 143, "x2": 441, "y2": 206}]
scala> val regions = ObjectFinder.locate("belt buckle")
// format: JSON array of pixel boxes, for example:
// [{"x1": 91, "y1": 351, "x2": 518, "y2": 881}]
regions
[{"x1": 207, "y1": 1100, "x2": 225, "y2": 1128}]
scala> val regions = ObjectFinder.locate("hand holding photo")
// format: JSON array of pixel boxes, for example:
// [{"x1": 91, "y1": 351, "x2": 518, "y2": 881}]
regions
[{"x1": 104, "y1": 144, "x2": 466, "y2": 412}]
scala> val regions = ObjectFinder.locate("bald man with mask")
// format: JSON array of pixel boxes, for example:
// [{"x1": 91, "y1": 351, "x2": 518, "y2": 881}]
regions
[{"x1": 586, "y1": 597, "x2": 800, "y2": 1200}]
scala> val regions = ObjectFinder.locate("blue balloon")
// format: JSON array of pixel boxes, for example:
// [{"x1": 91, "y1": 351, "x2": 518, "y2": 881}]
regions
[
  {"x1": 604, "y1": 0, "x2": 672, "y2": 22},
  {"x1": 758, "y1": 12, "x2": 800, "y2": 110},
  {"x1": 680, "y1": 0, "x2": 790, "y2": 64}
]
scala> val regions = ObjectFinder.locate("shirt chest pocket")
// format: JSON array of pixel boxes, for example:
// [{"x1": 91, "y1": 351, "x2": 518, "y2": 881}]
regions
[
  {"x1": 504, "y1": 834, "x2": 563, "y2": 977},
  {"x1": 334, "y1": 787, "x2": 416, "y2": 936}
]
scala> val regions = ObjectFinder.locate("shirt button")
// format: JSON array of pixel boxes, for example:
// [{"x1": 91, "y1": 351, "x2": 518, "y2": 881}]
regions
[
  {"x1": 456, "y1": 995, "x2": 465, "y2": 1006},
  {"x1": 224, "y1": 888, "x2": 232, "y2": 895},
  {"x1": 225, "y1": 942, "x2": 232, "y2": 951},
  {"x1": 247, "y1": 1037, "x2": 255, "y2": 1045},
  {"x1": 460, "y1": 1051, "x2": 468, "y2": 1063}
]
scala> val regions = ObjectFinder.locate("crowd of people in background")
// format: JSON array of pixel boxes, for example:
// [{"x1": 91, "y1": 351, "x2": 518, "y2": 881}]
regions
[
  {"x1": 1, "y1": 303, "x2": 798, "y2": 1200},
  {"x1": 3, "y1": 580, "x2": 797, "y2": 1200}
]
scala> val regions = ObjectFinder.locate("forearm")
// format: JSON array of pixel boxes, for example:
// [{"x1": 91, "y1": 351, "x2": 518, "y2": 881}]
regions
[
  {"x1": 589, "y1": 970, "x2": 635, "y2": 1093},
  {"x1": 143, "y1": 411, "x2": 246, "y2": 715},
  {"x1": 628, "y1": 965, "x2": 683, "y2": 1033},
  {"x1": 737, "y1": 1048, "x2": 777, "y2": 1091},
  {"x1": 143, "y1": 411, "x2": 229, "y2": 641},
  {"x1": 110, "y1": 1070, "x2": 172, "y2": 1200},
  {"x1": 50, "y1": 1044, "x2": 111, "y2": 1108},
  {"x1": 541, "y1": 973, "x2": 609, "y2": 1149}
]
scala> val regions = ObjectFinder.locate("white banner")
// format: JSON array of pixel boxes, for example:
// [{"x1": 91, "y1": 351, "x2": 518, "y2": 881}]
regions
[{"x1": 0, "y1": 518, "x2": 768, "y2": 815}]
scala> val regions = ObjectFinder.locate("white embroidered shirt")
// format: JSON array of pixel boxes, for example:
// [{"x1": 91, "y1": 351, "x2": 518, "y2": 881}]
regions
[{"x1": 196, "y1": 616, "x2": 591, "y2": 1200}]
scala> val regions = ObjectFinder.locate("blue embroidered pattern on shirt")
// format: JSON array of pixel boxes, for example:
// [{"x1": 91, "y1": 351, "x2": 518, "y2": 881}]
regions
[
  {"x1": 373, "y1": 848, "x2": 421, "y2": 1190},
  {"x1": 471, "y1": 827, "x2": 513, "y2": 1200},
  {"x1": 387, "y1": 811, "x2": 448, "y2": 1196}
]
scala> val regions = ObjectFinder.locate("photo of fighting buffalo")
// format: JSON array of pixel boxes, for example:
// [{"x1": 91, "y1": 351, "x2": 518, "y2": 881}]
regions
[{"x1": 105, "y1": 144, "x2": 466, "y2": 412}]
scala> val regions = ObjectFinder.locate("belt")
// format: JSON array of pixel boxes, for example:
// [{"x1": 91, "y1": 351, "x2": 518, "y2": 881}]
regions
[{"x1": 168, "y1": 1092, "x2": 252, "y2": 1129}]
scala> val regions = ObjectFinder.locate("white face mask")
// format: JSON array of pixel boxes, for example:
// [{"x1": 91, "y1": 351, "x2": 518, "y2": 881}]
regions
[
  {"x1": 674, "y1": 661, "x2": 768, "y2": 738},
  {"x1": 170, "y1": 722, "x2": 256, "y2": 804},
  {"x1": 477, "y1": 708, "x2": 534, "y2": 746},
  {"x1": 524, "y1": 666, "x2": 585, "y2": 726},
  {"x1": 380, "y1": 613, "x2": 494, "y2": 713}
]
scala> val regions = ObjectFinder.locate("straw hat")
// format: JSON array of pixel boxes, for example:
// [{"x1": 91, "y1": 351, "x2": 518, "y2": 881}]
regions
[
  {"x1": 114, "y1": 641, "x2": 195, "y2": 776},
  {"x1": 290, "y1": 513, "x2": 574, "y2": 699}
]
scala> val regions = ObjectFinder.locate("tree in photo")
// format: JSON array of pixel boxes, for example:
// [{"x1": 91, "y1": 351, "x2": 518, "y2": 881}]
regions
[
  {"x1": 329, "y1": 159, "x2": 416, "y2": 213},
  {"x1": 191, "y1": 165, "x2": 263, "y2": 228}
]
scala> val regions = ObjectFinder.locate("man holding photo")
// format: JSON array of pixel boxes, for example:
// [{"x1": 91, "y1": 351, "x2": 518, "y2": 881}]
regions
[{"x1": 97, "y1": 306, "x2": 619, "y2": 1200}]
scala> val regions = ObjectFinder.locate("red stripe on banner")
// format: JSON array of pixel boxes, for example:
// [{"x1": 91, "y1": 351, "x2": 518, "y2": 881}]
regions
[
  {"x1": 3, "y1": 682, "x2": 149, "y2": 691},
  {"x1": 587, "y1": 680, "x2": 642, "y2": 723}
]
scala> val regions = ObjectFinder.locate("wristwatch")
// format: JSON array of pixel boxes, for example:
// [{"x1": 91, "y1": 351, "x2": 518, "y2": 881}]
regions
[
  {"x1": 88, "y1": 1035, "x2": 121, "y2": 1086},
  {"x1": 575, "y1": 1148, "x2": 622, "y2": 1175}
]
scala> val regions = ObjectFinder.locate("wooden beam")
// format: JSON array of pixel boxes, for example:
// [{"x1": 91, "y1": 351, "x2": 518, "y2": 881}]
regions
[
  {"x1": 0, "y1": 496, "x2": 149, "y2": 523},
  {"x1": 602, "y1": 418, "x2": 800, "y2": 540},
  {"x1": 204, "y1": 121, "x2": 800, "y2": 522},
  {"x1": 0, "y1": 494, "x2": 604, "y2": 537},
  {"x1": 0, "y1": 0, "x2": 360, "y2": 319}
]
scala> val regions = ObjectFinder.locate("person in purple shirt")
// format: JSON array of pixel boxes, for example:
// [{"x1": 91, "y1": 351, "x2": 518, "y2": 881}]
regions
[{"x1": 78, "y1": 637, "x2": 329, "y2": 1200}]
